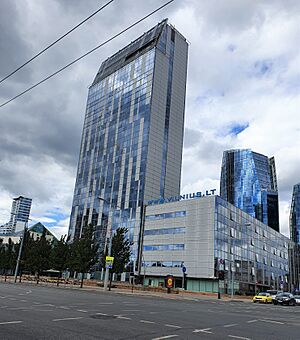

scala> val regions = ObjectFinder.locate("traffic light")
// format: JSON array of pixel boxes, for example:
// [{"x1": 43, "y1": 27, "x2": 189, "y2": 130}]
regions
[{"x1": 218, "y1": 271, "x2": 225, "y2": 280}]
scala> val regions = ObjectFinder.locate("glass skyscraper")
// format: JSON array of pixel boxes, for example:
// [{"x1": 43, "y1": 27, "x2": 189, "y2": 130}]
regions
[
  {"x1": 68, "y1": 20, "x2": 188, "y2": 272},
  {"x1": 290, "y1": 183, "x2": 300, "y2": 244},
  {"x1": 220, "y1": 149, "x2": 279, "y2": 232}
]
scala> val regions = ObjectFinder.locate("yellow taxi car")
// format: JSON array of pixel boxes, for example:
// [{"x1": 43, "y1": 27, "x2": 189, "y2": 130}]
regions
[{"x1": 253, "y1": 292, "x2": 273, "y2": 303}]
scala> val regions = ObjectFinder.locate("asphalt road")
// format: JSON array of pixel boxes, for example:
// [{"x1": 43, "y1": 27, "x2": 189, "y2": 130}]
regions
[{"x1": 0, "y1": 283, "x2": 299, "y2": 340}]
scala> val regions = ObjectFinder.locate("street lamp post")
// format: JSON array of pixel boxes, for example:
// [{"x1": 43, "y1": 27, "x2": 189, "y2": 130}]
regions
[
  {"x1": 14, "y1": 218, "x2": 31, "y2": 283},
  {"x1": 98, "y1": 197, "x2": 123, "y2": 291}
]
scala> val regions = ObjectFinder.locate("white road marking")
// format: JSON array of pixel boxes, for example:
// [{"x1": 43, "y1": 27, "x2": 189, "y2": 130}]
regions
[
  {"x1": 96, "y1": 313, "x2": 108, "y2": 316},
  {"x1": 228, "y1": 336, "x2": 251, "y2": 340},
  {"x1": 140, "y1": 320, "x2": 155, "y2": 324},
  {"x1": 58, "y1": 306, "x2": 70, "y2": 310},
  {"x1": 193, "y1": 328, "x2": 213, "y2": 334},
  {"x1": 165, "y1": 324, "x2": 182, "y2": 329},
  {"x1": 152, "y1": 335, "x2": 179, "y2": 340},
  {"x1": 0, "y1": 321, "x2": 23, "y2": 325},
  {"x1": 260, "y1": 319, "x2": 284, "y2": 325},
  {"x1": 77, "y1": 309, "x2": 88, "y2": 313},
  {"x1": 224, "y1": 324, "x2": 238, "y2": 328},
  {"x1": 52, "y1": 317, "x2": 83, "y2": 322},
  {"x1": 98, "y1": 302, "x2": 113, "y2": 305},
  {"x1": 247, "y1": 320, "x2": 258, "y2": 323},
  {"x1": 0, "y1": 306, "x2": 8, "y2": 309},
  {"x1": 117, "y1": 316, "x2": 131, "y2": 320}
]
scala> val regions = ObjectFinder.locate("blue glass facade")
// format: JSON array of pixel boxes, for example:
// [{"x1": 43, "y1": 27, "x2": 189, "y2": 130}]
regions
[
  {"x1": 68, "y1": 20, "x2": 188, "y2": 272},
  {"x1": 290, "y1": 183, "x2": 300, "y2": 244},
  {"x1": 220, "y1": 149, "x2": 279, "y2": 232}
]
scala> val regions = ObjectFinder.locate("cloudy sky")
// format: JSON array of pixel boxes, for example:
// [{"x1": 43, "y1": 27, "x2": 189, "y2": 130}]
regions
[{"x1": 0, "y1": 0, "x2": 299, "y2": 238}]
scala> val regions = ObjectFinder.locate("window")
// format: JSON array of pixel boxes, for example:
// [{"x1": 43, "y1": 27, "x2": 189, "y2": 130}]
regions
[
  {"x1": 146, "y1": 211, "x2": 186, "y2": 221},
  {"x1": 144, "y1": 227, "x2": 185, "y2": 236},
  {"x1": 143, "y1": 244, "x2": 184, "y2": 251}
]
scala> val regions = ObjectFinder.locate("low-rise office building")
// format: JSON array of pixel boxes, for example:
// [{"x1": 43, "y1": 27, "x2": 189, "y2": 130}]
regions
[{"x1": 142, "y1": 195, "x2": 297, "y2": 294}]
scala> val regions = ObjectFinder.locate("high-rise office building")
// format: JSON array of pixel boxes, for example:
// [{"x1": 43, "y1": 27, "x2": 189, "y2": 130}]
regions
[
  {"x1": 68, "y1": 20, "x2": 188, "y2": 270},
  {"x1": 2, "y1": 196, "x2": 32, "y2": 234},
  {"x1": 290, "y1": 183, "x2": 300, "y2": 244},
  {"x1": 220, "y1": 149, "x2": 279, "y2": 232}
]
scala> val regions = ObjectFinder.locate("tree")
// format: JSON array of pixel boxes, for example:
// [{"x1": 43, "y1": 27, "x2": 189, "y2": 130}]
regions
[
  {"x1": 68, "y1": 224, "x2": 98, "y2": 288},
  {"x1": 25, "y1": 231, "x2": 52, "y2": 284},
  {"x1": 0, "y1": 238, "x2": 17, "y2": 282},
  {"x1": 50, "y1": 235, "x2": 70, "y2": 286},
  {"x1": 109, "y1": 227, "x2": 131, "y2": 289}
]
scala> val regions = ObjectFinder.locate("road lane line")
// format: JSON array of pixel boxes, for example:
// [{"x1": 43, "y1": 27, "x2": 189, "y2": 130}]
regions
[
  {"x1": 98, "y1": 302, "x2": 113, "y2": 305},
  {"x1": 77, "y1": 309, "x2": 88, "y2": 313},
  {"x1": 0, "y1": 321, "x2": 23, "y2": 325},
  {"x1": 140, "y1": 320, "x2": 155, "y2": 324},
  {"x1": 260, "y1": 319, "x2": 284, "y2": 325},
  {"x1": 247, "y1": 320, "x2": 258, "y2": 323},
  {"x1": 224, "y1": 324, "x2": 238, "y2": 328},
  {"x1": 96, "y1": 313, "x2": 108, "y2": 316},
  {"x1": 152, "y1": 336, "x2": 179, "y2": 340},
  {"x1": 52, "y1": 317, "x2": 83, "y2": 322},
  {"x1": 117, "y1": 316, "x2": 131, "y2": 320},
  {"x1": 228, "y1": 336, "x2": 251, "y2": 340},
  {"x1": 165, "y1": 324, "x2": 182, "y2": 329},
  {"x1": 193, "y1": 328, "x2": 213, "y2": 334}
]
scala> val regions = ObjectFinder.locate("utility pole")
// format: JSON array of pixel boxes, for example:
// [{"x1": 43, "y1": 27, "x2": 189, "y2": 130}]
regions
[
  {"x1": 98, "y1": 197, "x2": 124, "y2": 291},
  {"x1": 14, "y1": 219, "x2": 30, "y2": 283}
]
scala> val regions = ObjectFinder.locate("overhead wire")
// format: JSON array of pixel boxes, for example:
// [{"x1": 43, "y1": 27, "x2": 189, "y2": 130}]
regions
[
  {"x1": 0, "y1": 0, "x2": 114, "y2": 84},
  {"x1": 0, "y1": 0, "x2": 174, "y2": 109}
]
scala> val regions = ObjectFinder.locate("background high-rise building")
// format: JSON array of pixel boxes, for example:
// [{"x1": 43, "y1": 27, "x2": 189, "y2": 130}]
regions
[
  {"x1": 220, "y1": 149, "x2": 279, "y2": 232},
  {"x1": 68, "y1": 20, "x2": 188, "y2": 271},
  {"x1": 290, "y1": 183, "x2": 300, "y2": 244},
  {"x1": 2, "y1": 196, "x2": 32, "y2": 234}
]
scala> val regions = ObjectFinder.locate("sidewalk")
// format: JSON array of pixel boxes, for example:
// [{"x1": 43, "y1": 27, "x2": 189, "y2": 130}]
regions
[{"x1": 0, "y1": 276, "x2": 252, "y2": 303}]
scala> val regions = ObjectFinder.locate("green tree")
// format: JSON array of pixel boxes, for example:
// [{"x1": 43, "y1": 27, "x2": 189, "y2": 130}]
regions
[
  {"x1": 25, "y1": 231, "x2": 52, "y2": 284},
  {"x1": 50, "y1": 235, "x2": 70, "y2": 286},
  {"x1": 109, "y1": 227, "x2": 131, "y2": 289},
  {"x1": 19, "y1": 229, "x2": 34, "y2": 282},
  {"x1": 68, "y1": 224, "x2": 98, "y2": 288},
  {"x1": 0, "y1": 238, "x2": 17, "y2": 282}
]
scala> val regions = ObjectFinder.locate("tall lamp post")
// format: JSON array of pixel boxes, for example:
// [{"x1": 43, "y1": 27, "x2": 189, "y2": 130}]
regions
[
  {"x1": 14, "y1": 218, "x2": 31, "y2": 283},
  {"x1": 98, "y1": 197, "x2": 123, "y2": 291}
]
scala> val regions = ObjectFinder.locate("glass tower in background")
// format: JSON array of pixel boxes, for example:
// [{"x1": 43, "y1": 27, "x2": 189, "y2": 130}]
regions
[
  {"x1": 68, "y1": 20, "x2": 188, "y2": 271},
  {"x1": 220, "y1": 149, "x2": 279, "y2": 232},
  {"x1": 290, "y1": 183, "x2": 300, "y2": 244}
]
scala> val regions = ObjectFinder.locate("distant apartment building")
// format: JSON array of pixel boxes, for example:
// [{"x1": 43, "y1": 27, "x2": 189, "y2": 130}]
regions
[
  {"x1": 3, "y1": 196, "x2": 32, "y2": 234},
  {"x1": 220, "y1": 149, "x2": 279, "y2": 232},
  {"x1": 68, "y1": 19, "x2": 188, "y2": 273}
]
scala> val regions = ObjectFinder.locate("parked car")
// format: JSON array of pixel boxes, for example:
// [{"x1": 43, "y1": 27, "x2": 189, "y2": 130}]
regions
[
  {"x1": 273, "y1": 292, "x2": 296, "y2": 306},
  {"x1": 266, "y1": 290, "x2": 283, "y2": 302},
  {"x1": 293, "y1": 295, "x2": 300, "y2": 305},
  {"x1": 253, "y1": 292, "x2": 273, "y2": 303}
]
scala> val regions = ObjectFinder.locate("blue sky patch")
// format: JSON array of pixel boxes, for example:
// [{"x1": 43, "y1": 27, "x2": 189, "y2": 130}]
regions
[{"x1": 229, "y1": 122, "x2": 249, "y2": 135}]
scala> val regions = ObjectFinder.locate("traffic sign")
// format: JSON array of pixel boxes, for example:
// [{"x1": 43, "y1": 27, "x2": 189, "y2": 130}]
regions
[{"x1": 182, "y1": 266, "x2": 187, "y2": 273}]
